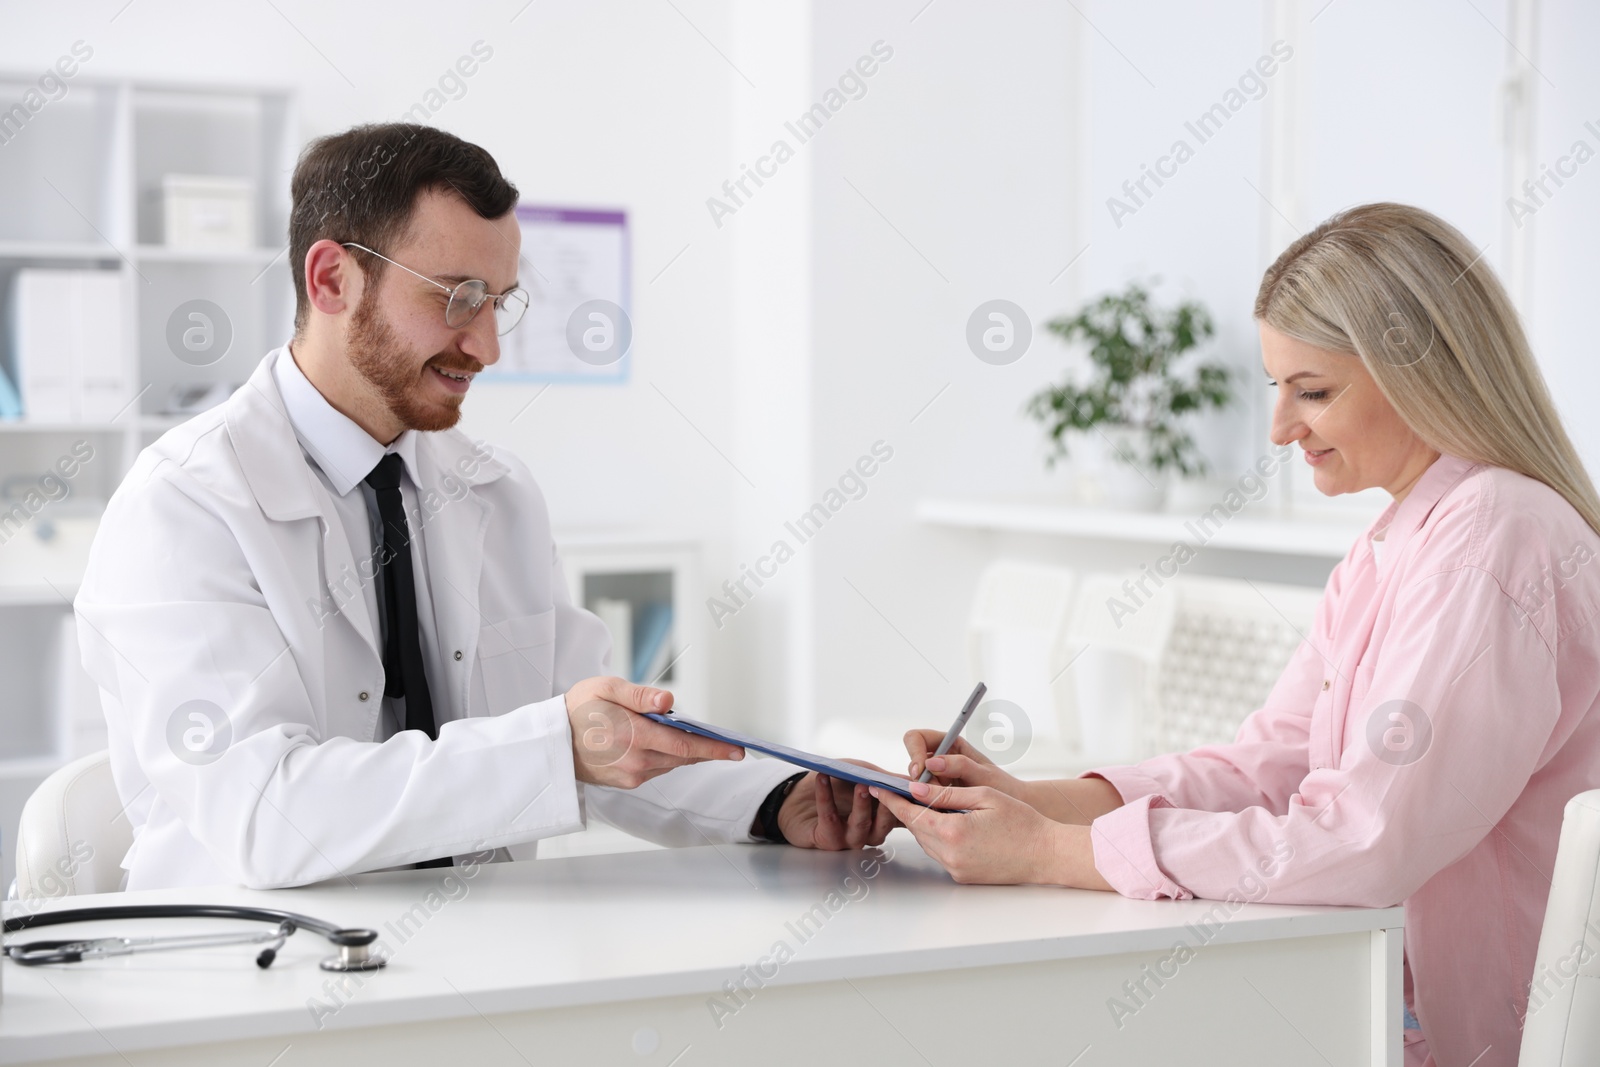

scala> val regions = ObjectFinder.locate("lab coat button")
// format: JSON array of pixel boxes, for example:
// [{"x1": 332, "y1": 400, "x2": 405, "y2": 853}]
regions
[
  {"x1": 1322, "y1": 679, "x2": 1330, "y2": 691},
  {"x1": 454, "y1": 650, "x2": 463, "y2": 661},
  {"x1": 359, "y1": 690, "x2": 370, "y2": 701}
]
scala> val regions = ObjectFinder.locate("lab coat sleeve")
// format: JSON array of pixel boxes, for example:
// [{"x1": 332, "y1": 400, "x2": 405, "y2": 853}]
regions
[
  {"x1": 583, "y1": 759, "x2": 803, "y2": 845},
  {"x1": 75, "y1": 465, "x2": 584, "y2": 889},
  {"x1": 543, "y1": 545, "x2": 800, "y2": 844},
  {"x1": 1088, "y1": 564, "x2": 1560, "y2": 907},
  {"x1": 1087, "y1": 555, "x2": 1351, "y2": 816}
]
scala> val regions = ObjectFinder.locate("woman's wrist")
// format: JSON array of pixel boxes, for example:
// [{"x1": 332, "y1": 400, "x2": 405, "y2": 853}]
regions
[
  {"x1": 1024, "y1": 776, "x2": 1124, "y2": 825},
  {"x1": 1047, "y1": 822, "x2": 1114, "y2": 891}
]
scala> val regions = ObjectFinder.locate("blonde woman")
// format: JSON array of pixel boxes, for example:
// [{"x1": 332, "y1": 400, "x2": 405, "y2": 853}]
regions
[{"x1": 871, "y1": 203, "x2": 1600, "y2": 1067}]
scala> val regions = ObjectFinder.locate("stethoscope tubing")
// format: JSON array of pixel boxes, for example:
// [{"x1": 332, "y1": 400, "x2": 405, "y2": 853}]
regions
[{"x1": 3, "y1": 904, "x2": 379, "y2": 967}]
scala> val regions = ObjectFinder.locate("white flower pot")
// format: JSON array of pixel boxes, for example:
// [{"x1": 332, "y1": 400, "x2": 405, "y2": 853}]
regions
[{"x1": 1086, "y1": 425, "x2": 1169, "y2": 511}]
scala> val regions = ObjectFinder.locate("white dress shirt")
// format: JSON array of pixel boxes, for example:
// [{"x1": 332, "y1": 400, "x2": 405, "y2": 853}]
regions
[{"x1": 273, "y1": 344, "x2": 445, "y2": 742}]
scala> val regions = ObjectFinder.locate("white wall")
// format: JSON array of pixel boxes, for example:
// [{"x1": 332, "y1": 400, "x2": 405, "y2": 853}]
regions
[
  {"x1": 801, "y1": 0, "x2": 1597, "y2": 746},
  {"x1": 4, "y1": 0, "x2": 1595, "y2": 764},
  {"x1": 0, "y1": 0, "x2": 788, "y2": 730}
]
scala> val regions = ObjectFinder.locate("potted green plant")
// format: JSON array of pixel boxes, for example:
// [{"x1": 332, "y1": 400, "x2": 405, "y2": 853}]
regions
[{"x1": 1025, "y1": 281, "x2": 1234, "y2": 510}]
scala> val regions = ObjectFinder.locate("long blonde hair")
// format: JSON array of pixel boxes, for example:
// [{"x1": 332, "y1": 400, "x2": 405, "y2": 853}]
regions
[{"x1": 1254, "y1": 202, "x2": 1600, "y2": 537}]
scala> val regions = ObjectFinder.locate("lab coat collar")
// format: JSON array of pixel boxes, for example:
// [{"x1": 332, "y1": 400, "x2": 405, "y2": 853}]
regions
[
  {"x1": 1367, "y1": 453, "x2": 1481, "y2": 570},
  {"x1": 226, "y1": 344, "x2": 510, "y2": 524}
]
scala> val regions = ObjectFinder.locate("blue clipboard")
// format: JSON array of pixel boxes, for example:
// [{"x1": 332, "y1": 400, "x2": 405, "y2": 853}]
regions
[{"x1": 643, "y1": 712, "x2": 926, "y2": 804}]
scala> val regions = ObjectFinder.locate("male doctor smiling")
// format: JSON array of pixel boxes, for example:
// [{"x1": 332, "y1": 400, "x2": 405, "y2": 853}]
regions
[{"x1": 75, "y1": 124, "x2": 894, "y2": 890}]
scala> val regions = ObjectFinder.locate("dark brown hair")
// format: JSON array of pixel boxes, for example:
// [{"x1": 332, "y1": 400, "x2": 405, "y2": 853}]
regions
[{"x1": 288, "y1": 123, "x2": 518, "y2": 331}]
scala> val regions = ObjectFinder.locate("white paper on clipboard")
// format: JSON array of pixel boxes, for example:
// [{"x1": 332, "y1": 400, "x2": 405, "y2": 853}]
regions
[{"x1": 483, "y1": 205, "x2": 630, "y2": 383}]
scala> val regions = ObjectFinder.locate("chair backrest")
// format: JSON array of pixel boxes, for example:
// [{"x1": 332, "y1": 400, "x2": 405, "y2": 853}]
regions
[
  {"x1": 1519, "y1": 789, "x2": 1600, "y2": 1067},
  {"x1": 1147, "y1": 575, "x2": 1320, "y2": 756},
  {"x1": 13, "y1": 750, "x2": 130, "y2": 900},
  {"x1": 1059, "y1": 571, "x2": 1176, "y2": 763},
  {"x1": 966, "y1": 560, "x2": 1079, "y2": 749}
]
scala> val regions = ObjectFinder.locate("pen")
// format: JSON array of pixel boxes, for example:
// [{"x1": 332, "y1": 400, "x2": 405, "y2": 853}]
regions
[{"x1": 917, "y1": 681, "x2": 987, "y2": 783}]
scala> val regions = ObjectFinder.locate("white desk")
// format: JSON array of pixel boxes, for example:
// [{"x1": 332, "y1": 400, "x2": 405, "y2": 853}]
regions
[{"x1": 2, "y1": 831, "x2": 1403, "y2": 1066}]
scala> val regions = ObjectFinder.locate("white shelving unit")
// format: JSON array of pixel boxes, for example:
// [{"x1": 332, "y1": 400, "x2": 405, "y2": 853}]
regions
[
  {"x1": 916, "y1": 496, "x2": 1378, "y2": 560},
  {"x1": 0, "y1": 74, "x2": 298, "y2": 890},
  {"x1": 553, "y1": 533, "x2": 707, "y2": 715}
]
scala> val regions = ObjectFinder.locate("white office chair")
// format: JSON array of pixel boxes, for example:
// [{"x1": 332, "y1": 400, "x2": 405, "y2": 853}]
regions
[
  {"x1": 12, "y1": 750, "x2": 130, "y2": 899},
  {"x1": 966, "y1": 559, "x2": 1081, "y2": 754},
  {"x1": 1058, "y1": 571, "x2": 1174, "y2": 764},
  {"x1": 1056, "y1": 572, "x2": 1320, "y2": 764},
  {"x1": 1147, "y1": 575, "x2": 1321, "y2": 755},
  {"x1": 813, "y1": 559, "x2": 1083, "y2": 772},
  {"x1": 1518, "y1": 789, "x2": 1600, "y2": 1066}
]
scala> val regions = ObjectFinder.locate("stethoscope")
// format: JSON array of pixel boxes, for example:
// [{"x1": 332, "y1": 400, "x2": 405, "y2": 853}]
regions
[{"x1": 3, "y1": 904, "x2": 386, "y2": 972}]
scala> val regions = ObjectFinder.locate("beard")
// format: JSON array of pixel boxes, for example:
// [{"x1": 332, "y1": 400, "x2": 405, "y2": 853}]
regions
[{"x1": 346, "y1": 295, "x2": 481, "y2": 434}]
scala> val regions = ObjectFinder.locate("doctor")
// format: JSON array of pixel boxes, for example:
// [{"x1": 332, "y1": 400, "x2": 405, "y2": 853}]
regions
[{"x1": 75, "y1": 123, "x2": 894, "y2": 891}]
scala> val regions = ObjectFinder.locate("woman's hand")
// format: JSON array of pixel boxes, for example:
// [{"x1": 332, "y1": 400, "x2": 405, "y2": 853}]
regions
[
  {"x1": 904, "y1": 731, "x2": 1028, "y2": 797},
  {"x1": 869, "y1": 781, "x2": 1112, "y2": 890},
  {"x1": 903, "y1": 731, "x2": 1125, "y2": 826}
]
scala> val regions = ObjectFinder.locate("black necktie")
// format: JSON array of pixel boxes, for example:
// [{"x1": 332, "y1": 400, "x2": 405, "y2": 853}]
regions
[
  {"x1": 364, "y1": 453, "x2": 436, "y2": 740},
  {"x1": 366, "y1": 454, "x2": 452, "y2": 869}
]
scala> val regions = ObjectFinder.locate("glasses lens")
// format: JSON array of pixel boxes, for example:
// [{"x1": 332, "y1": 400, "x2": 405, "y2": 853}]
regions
[
  {"x1": 445, "y1": 281, "x2": 489, "y2": 328},
  {"x1": 495, "y1": 289, "x2": 530, "y2": 336}
]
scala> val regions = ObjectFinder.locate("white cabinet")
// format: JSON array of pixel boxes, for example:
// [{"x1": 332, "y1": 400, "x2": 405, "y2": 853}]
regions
[
  {"x1": 0, "y1": 74, "x2": 297, "y2": 891},
  {"x1": 554, "y1": 534, "x2": 707, "y2": 715}
]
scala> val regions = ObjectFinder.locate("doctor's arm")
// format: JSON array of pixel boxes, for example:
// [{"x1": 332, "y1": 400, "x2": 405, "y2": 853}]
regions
[
  {"x1": 548, "y1": 553, "x2": 894, "y2": 849},
  {"x1": 75, "y1": 470, "x2": 614, "y2": 887}
]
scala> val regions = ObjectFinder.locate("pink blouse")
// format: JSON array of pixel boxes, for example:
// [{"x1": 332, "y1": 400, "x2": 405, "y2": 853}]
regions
[{"x1": 1089, "y1": 453, "x2": 1600, "y2": 1067}]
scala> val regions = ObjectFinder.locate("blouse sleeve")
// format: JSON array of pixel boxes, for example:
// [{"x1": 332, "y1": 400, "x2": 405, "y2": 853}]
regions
[
  {"x1": 1089, "y1": 564, "x2": 1560, "y2": 906},
  {"x1": 1089, "y1": 554, "x2": 1354, "y2": 818}
]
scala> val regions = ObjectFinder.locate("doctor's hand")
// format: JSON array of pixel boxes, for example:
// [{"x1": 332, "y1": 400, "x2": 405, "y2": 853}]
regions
[
  {"x1": 869, "y1": 781, "x2": 1112, "y2": 890},
  {"x1": 564, "y1": 678, "x2": 745, "y2": 789},
  {"x1": 776, "y1": 763, "x2": 901, "y2": 850}
]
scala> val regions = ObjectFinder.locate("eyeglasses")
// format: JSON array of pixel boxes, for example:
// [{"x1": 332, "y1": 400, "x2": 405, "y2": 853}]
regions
[{"x1": 340, "y1": 242, "x2": 530, "y2": 336}]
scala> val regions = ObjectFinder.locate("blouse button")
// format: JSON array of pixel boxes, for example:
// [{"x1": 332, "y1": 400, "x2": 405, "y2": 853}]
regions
[
  {"x1": 454, "y1": 650, "x2": 463, "y2": 661},
  {"x1": 359, "y1": 690, "x2": 370, "y2": 702},
  {"x1": 1321, "y1": 679, "x2": 1330, "y2": 691}
]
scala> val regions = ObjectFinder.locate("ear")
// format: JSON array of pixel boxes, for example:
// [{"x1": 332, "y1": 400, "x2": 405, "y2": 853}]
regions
[{"x1": 304, "y1": 239, "x2": 363, "y2": 320}]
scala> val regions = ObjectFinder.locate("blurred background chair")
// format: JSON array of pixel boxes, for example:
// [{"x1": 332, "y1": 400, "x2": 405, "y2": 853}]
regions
[
  {"x1": 1145, "y1": 575, "x2": 1321, "y2": 756},
  {"x1": 1517, "y1": 788, "x2": 1600, "y2": 1067},
  {"x1": 11, "y1": 749, "x2": 129, "y2": 900}
]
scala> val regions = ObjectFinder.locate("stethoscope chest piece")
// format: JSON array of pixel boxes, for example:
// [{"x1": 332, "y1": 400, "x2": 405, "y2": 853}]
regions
[{"x1": 321, "y1": 937, "x2": 386, "y2": 972}]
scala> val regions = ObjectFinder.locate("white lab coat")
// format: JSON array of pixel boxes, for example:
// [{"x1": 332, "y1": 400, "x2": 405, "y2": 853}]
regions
[{"x1": 74, "y1": 346, "x2": 796, "y2": 890}]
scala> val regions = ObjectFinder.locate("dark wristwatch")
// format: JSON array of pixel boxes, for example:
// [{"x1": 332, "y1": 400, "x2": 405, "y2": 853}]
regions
[{"x1": 753, "y1": 772, "x2": 808, "y2": 844}]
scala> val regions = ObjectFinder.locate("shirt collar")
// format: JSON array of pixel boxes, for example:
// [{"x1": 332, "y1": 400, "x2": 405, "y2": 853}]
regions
[
  {"x1": 1367, "y1": 453, "x2": 1480, "y2": 570},
  {"x1": 273, "y1": 343, "x2": 423, "y2": 497}
]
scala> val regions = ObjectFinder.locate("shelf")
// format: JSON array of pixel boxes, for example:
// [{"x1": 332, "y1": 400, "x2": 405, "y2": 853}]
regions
[
  {"x1": 0, "y1": 584, "x2": 79, "y2": 607},
  {"x1": 0, "y1": 241, "x2": 125, "y2": 261},
  {"x1": 0, "y1": 755, "x2": 65, "y2": 782},
  {"x1": 0, "y1": 420, "x2": 133, "y2": 434},
  {"x1": 134, "y1": 244, "x2": 286, "y2": 265},
  {"x1": 916, "y1": 496, "x2": 1378, "y2": 559}
]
